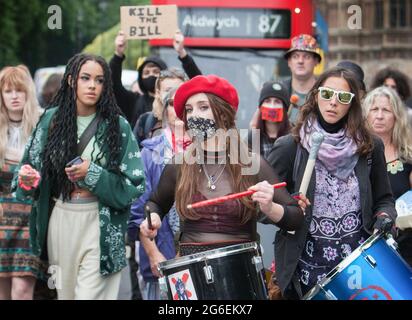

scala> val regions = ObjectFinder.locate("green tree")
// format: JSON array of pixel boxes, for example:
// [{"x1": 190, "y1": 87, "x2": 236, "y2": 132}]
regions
[
  {"x1": 82, "y1": 23, "x2": 149, "y2": 70},
  {"x1": 0, "y1": 0, "x2": 149, "y2": 73}
]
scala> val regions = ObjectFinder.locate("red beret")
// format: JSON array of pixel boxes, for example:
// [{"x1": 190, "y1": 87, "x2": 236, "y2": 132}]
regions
[{"x1": 174, "y1": 75, "x2": 239, "y2": 120}]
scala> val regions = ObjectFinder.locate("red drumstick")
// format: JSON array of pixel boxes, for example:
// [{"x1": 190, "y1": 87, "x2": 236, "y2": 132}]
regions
[{"x1": 187, "y1": 182, "x2": 287, "y2": 210}]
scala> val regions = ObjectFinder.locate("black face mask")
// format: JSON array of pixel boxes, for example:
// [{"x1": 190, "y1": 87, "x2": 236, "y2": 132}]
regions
[
  {"x1": 141, "y1": 76, "x2": 157, "y2": 93},
  {"x1": 187, "y1": 117, "x2": 217, "y2": 140}
]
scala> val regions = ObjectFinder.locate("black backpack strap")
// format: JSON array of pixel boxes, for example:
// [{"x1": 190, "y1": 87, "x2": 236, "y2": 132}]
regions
[{"x1": 77, "y1": 114, "x2": 101, "y2": 156}]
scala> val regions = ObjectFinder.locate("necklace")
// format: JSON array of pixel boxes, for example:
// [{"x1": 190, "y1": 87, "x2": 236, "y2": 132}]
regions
[
  {"x1": 9, "y1": 118, "x2": 22, "y2": 125},
  {"x1": 201, "y1": 160, "x2": 226, "y2": 191}
]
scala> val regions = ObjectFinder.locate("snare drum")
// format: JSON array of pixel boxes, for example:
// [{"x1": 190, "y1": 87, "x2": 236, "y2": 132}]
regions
[
  {"x1": 304, "y1": 233, "x2": 412, "y2": 300},
  {"x1": 157, "y1": 242, "x2": 268, "y2": 300}
]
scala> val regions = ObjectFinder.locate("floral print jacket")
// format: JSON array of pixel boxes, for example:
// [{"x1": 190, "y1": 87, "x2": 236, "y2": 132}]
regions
[{"x1": 13, "y1": 107, "x2": 145, "y2": 275}]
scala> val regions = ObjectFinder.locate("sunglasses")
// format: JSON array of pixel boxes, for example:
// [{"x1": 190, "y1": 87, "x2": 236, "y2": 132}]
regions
[{"x1": 318, "y1": 87, "x2": 355, "y2": 104}]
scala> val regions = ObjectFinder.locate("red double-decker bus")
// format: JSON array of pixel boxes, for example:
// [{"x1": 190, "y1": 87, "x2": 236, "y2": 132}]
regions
[{"x1": 150, "y1": 0, "x2": 315, "y2": 129}]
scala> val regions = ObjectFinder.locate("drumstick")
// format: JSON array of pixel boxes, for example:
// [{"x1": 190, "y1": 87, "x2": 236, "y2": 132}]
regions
[
  {"x1": 299, "y1": 132, "x2": 324, "y2": 197},
  {"x1": 287, "y1": 132, "x2": 324, "y2": 235},
  {"x1": 187, "y1": 182, "x2": 287, "y2": 210},
  {"x1": 144, "y1": 205, "x2": 154, "y2": 241}
]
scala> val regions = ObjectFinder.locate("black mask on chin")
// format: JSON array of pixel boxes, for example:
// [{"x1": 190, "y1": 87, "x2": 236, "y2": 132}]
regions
[{"x1": 141, "y1": 76, "x2": 157, "y2": 93}]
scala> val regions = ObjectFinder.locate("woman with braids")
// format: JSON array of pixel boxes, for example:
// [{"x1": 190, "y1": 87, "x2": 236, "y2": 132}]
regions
[
  {"x1": 13, "y1": 53, "x2": 145, "y2": 300},
  {"x1": 139, "y1": 75, "x2": 308, "y2": 259},
  {"x1": 0, "y1": 65, "x2": 41, "y2": 299},
  {"x1": 267, "y1": 67, "x2": 397, "y2": 299}
]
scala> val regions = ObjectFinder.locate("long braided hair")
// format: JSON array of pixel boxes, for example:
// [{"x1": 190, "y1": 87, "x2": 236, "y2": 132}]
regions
[{"x1": 30, "y1": 53, "x2": 122, "y2": 200}]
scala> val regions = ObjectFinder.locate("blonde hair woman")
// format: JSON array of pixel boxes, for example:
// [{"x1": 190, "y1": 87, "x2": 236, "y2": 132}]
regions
[
  {"x1": 363, "y1": 86, "x2": 412, "y2": 266},
  {"x1": 363, "y1": 86, "x2": 412, "y2": 199},
  {"x1": 0, "y1": 65, "x2": 41, "y2": 300}
]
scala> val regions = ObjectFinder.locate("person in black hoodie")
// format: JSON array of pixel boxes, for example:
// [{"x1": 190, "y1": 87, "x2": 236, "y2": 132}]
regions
[{"x1": 109, "y1": 30, "x2": 201, "y2": 129}]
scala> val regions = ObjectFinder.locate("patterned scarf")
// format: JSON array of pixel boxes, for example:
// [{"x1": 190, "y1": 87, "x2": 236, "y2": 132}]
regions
[{"x1": 299, "y1": 118, "x2": 359, "y2": 181}]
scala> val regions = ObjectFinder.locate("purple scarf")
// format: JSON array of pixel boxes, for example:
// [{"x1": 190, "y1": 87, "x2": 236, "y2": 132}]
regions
[{"x1": 299, "y1": 118, "x2": 359, "y2": 181}]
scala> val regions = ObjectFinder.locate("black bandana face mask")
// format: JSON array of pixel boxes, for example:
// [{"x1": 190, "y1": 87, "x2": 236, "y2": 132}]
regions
[
  {"x1": 187, "y1": 117, "x2": 217, "y2": 140},
  {"x1": 141, "y1": 76, "x2": 157, "y2": 93}
]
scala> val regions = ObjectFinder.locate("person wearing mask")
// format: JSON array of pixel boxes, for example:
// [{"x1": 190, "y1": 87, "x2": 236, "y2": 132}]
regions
[
  {"x1": 248, "y1": 81, "x2": 291, "y2": 159},
  {"x1": 133, "y1": 68, "x2": 187, "y2": 146},
  {"x1": 109, "y1": 30, "x2": 201, "y2": 129},
  {"x1": 140, "y1": 75, "x2": 308, "y2": 260}
]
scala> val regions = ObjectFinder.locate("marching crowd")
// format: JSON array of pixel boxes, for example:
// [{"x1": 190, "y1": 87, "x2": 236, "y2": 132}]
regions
[{"x1": 0, "y1": 31, "x2": 411, "y2": 300}]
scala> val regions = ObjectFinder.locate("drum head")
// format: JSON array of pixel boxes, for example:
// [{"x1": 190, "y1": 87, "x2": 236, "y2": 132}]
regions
[
  {"x1": 303, "y1": 233, "x2": 383, "y2": 300},
  {"x1": 158, "y1": 241, "x2": 258, "y2": 272}
]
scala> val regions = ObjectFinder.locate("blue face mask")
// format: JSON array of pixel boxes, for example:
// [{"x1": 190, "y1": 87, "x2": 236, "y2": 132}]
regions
[{"x1": 187, "y1": 117, "x2": 217, "y2": 140}]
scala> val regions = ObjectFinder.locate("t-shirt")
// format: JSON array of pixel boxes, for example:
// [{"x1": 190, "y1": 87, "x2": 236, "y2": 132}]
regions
[{"x1": 77, "y1": 113, "x2": 106, "y2": 166}]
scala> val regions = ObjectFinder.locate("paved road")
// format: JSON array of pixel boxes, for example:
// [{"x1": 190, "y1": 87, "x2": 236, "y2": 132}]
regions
[{"x1": 117, "y1": 262, "x2": 132, "y2": 300}]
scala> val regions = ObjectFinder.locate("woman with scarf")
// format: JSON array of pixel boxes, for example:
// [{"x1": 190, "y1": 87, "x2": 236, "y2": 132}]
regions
[
  {"x1": 139, "y1": 75, "x2": 308, "y2": 259},
  {"x1": 267, "y1": 67, "x2": 397, "y2": 299}
]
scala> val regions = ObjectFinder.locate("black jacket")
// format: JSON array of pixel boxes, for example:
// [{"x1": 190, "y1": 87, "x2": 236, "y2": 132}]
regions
[
  {"x1": 109, "y1": 53, "x2": 202, "y2": 129},
  {"x1": 267, "y1": 134, "x2": 397, "y2": 299}
]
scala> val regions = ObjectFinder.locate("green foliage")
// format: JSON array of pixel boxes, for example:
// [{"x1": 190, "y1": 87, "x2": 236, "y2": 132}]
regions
[
  {"x1": 82, "y1": 23, "x2": 150, "y2": 70},
  {"x1": 0, "y1": 0, "x2": 150, "y2": 73}
]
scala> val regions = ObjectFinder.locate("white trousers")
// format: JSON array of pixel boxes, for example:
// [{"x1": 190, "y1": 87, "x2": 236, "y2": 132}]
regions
[{"x1": 47, "y1": 199, "x2": 121, "y2": 300}]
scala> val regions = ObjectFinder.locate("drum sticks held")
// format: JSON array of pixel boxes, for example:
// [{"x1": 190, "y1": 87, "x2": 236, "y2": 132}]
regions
[{"x1": 187, "y1": 182, "x2": 287, "y2": 210}]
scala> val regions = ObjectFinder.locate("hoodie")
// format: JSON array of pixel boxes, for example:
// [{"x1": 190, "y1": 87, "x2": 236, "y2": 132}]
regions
[{"x1": 128, "y1": 134, "x2": 176, "y2": 282}]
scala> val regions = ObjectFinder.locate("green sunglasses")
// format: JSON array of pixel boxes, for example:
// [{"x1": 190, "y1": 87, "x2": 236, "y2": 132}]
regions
[{"x1": 318, "y1": 87, "x2": 355, "y2": 104}]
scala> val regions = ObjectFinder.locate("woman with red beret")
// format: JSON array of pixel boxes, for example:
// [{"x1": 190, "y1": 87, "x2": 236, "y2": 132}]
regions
[{"x1": 140, "y1": 74, "x2": 307, "y2": 256}]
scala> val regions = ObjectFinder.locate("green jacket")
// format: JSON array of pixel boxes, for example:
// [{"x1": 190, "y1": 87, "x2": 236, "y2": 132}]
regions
[{"x1": 13, "y1": 107, "x2": 145, "y2": 276}]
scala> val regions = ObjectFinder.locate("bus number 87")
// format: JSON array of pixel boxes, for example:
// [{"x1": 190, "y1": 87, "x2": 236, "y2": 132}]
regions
[{"x1": 258, "y1": 14, "x2": 282, "y2": 34}]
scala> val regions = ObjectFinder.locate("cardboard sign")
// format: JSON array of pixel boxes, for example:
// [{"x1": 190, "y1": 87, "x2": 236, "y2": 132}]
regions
[{"x1": 121, "y1": 5, "x2": 178, "y2": 40}]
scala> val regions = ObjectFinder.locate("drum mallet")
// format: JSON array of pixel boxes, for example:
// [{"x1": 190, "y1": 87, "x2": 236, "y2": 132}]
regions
[
  {"x1": 145, "y1": 205, "x2": 154, "y2": 241},
  {"x1": 288, "y1": 132, "x2": 324, "y2": 234},
  {"x1": 299, "y1": 131, "x2": 324, "y2": 201}
]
